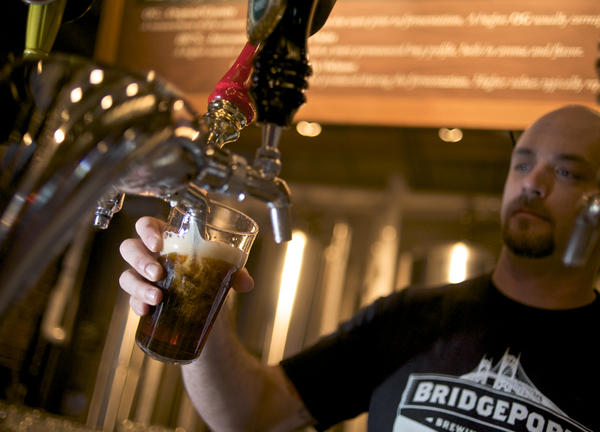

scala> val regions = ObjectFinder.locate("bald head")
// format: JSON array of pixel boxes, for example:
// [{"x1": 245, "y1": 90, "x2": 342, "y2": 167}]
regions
[
  {"x1": 517, "y1": 105, "x2": 600, "y2": 163},
  {"x1": 498, "y1": 104, "x2": 600, "y2": 266}
]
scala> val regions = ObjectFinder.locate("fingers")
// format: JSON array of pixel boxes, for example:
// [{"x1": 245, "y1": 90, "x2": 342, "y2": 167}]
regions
[
  {"x1": 135, "y1": 216, "x2": 166, "y2": 253},
  {"x1": 119, "y1": 268, "x2": 163, "y2": 316},
  {"x1": 119, "y1": 237, "x2": 164, "y2": 281},
  {"x1": 130, "y1": 297, "x2": 151, "y2": 316},
  {"x1": 119, "y1": 216, "x2": 167, "y2": 317},
  {"x1": 231, "y1": 267, "x2": 254, "y2": 292}
]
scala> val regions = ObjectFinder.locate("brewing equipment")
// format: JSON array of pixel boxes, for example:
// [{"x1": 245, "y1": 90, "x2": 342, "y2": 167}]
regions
[{"x1": 0, "y1": 0, "x2": 340, "y2": 315}]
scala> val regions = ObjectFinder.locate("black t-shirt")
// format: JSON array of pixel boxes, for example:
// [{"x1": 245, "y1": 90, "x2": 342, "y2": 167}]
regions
[{"x1": 280, "y1": 274, "x2": 600, "y2": 431}]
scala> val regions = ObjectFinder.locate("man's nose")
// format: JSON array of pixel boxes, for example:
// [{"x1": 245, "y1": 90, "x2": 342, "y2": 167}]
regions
[{"x1": 522, "y1": 165, "x2": 552, "y2": 198}]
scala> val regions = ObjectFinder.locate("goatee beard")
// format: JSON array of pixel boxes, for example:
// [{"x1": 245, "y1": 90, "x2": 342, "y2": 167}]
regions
[
  {"x1": 502, "y1": 223, "x2": 554, "y2": 258},
  {"x1": 502, "y1": 194, "x2": 555, "y2": 258}
]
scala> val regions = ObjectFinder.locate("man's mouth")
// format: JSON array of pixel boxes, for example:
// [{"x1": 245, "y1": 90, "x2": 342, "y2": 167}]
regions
[{"x1": 512, "y1": 208, "x2": 550, "y2": 221}]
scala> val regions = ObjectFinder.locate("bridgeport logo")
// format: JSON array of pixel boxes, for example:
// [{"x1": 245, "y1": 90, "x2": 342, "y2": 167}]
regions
[{"x1": 392, "y1": 351, "x2": 591, "y2": 432}]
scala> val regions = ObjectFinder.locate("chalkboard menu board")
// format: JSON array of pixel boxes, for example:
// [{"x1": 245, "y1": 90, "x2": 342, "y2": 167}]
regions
[{"x1": 96, "y1": 0, "x2": 600, "y2": 129}]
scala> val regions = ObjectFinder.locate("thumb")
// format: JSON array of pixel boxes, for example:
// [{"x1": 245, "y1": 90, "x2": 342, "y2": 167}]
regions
[{"x1": 231, "y1": 267, "x2": 254, "y2": 292}]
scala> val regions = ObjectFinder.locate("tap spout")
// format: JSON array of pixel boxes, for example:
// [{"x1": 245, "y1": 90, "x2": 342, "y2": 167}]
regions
[
  {"x1": 93, "y1": 189, "x2": 125, "y2": 229},
  {"x1": 243, "y1": 170, "x2": 292, "y2": 243},
  {"x1": 191, "y1": 145, "x2": 292, "y2": 243}
]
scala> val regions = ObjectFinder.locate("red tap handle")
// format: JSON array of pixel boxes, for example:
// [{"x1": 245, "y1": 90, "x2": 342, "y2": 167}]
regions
[{"x1": 209, "y1": 42, "x2": 259, "y2": 124}]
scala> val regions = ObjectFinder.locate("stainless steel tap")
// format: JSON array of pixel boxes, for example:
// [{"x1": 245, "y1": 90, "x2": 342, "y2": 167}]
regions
[
  {"x1": 0, "y1": 0, "x2": 346, "y2": 314},
  {"x1": 562, "y1": 192, "x2": 600, "y2": 267},
  {"x1": 0, "y1": 52, "x2": 292, "y2": 315},
  {"x1": 190, "y1": 144, "x2": 292, "y2": 243}
]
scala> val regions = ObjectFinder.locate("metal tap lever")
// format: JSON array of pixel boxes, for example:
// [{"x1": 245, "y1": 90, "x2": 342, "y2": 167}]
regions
[{"x1": 563, "y1": 193, "x2": 600, "y2": 267}]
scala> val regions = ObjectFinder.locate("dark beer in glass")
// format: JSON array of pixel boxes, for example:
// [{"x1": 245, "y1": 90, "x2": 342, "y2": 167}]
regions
[{"x1": 135, "y1": 201, "x2": 257, "y2": 364}]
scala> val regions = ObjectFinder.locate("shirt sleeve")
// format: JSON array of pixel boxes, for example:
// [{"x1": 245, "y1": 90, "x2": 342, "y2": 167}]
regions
[{"x1": 279, "y1": 286, "x2": 443, "y2": 430}]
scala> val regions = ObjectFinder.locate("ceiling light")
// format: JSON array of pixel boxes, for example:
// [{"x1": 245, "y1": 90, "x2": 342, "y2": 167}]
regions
[
  {"x1": 89, "y1": 68, "x2": 104, "y2": 85},
  {"x1": 70, "y1": 87, "x2": 82, "y2": 103},
  {"x1": 439, "y1": 127, "x2": 463, "y2": 143},
  {"x1": 296, "y1": 121, "x2": 322, "y2": 137}
]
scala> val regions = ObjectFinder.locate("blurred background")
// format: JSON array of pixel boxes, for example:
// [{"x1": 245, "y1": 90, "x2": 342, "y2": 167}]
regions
[{"x1": 0, "y1": 0, "x2": 597, "y2": 431}]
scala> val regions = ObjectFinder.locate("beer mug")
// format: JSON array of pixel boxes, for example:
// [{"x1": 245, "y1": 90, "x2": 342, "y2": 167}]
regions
[{"x1": 135, "y1": 200, "x2": 258, "y2": 364}]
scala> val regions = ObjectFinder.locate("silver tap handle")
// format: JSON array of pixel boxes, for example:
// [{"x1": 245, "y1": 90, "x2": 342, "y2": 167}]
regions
[{"x1": 563, "y1": 193, "x2": 600, "y2": 266}]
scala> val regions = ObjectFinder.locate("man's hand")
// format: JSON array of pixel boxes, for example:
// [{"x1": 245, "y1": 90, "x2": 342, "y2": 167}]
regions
[
  {"x1": 118, "y1": 216, "x2": 254, "y2": 315},
  {"x1": 119, "y1": 217, "x2": 313, "y2": 431}
]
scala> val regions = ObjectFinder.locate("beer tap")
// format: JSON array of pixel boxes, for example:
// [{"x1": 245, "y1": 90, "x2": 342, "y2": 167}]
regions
[
  {"x1": 202, "y1": 42, "x2": 259, "y2": 150},
  {"x1": 0, "y1": 44, "x2": 284, "y2": 311},
  {"x1": 242, "y1": 0, "x2": 321, "y2": 243},
  {"x1": 249, "y1": 0, "x2": 318, "y2": 167},
  {"x1": 92, "y1": 42, "x2": 259, "y2": 229},
  {"x1": 0, "y1": 0, "x2": 339, "y2": 312},
  {"x1": 562, "y1": 192, "x2": 600, "y2": 267}
]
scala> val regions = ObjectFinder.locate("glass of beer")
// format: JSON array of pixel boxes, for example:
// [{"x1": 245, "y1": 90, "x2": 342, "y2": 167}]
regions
[{"x1": 135, "y1": 200, "x2": 258, "y2": 364}]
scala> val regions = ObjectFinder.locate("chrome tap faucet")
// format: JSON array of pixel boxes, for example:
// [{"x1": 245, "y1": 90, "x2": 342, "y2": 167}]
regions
[
  {"x1": 0, "y1": 0, "x2": 345, "y2": 313},
  {"x1": 190, "y1": 144, "x2": 292, "y2": 244},
  {"x1": 89, "y1": 40, "x2": 293, "y2": 240},
  {"x1": 0, "y1": 50, "x2": 289, "y2": 314},
  {"x1": 563, "y1": 192, "x2": 600, "y2": 267}
]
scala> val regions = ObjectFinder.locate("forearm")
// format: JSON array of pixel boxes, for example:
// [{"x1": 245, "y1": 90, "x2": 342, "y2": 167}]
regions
[{"x1": 181, "y1": 302, "x2": 314, "y2": 431}]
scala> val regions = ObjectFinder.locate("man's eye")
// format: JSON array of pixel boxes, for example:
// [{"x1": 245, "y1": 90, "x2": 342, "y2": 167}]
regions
[
  {"x1": 513, "y1": 163, "x2": 530, "y2": 172},
  {"x1": 555, "y1": 167, "x2": 578, "y2": 179}
]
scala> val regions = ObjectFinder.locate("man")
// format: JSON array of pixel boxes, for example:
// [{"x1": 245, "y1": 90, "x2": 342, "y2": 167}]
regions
[{"x1": 119, "y1": 104, "x2": 600, "y2": 431}]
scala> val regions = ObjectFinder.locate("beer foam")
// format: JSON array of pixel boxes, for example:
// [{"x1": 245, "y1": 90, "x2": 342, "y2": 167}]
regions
[{"x1": 161, "y1": 230, "x2": 245, "y2": 268}]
